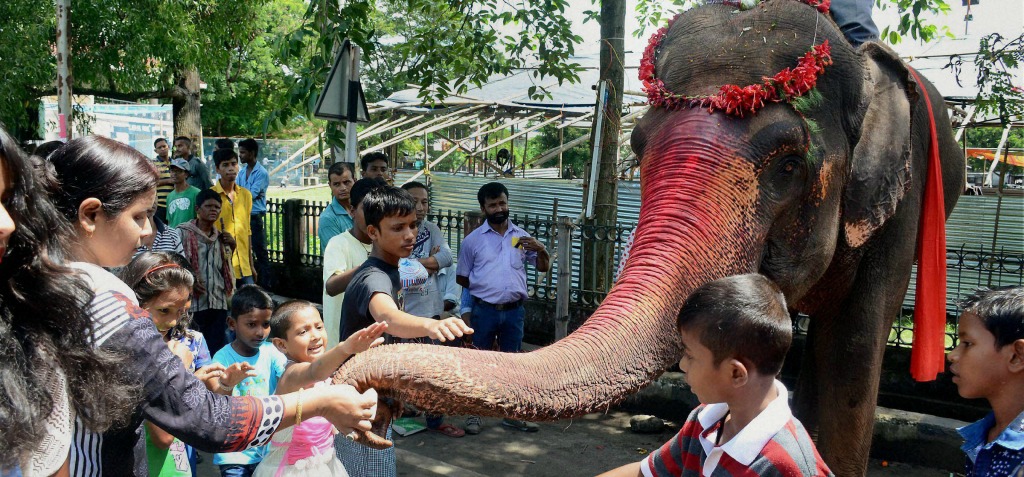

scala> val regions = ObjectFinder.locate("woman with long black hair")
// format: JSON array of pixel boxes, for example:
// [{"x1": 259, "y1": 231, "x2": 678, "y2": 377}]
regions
[
  {"x1": 0, "y1": 128, "x2": 136, "y2": 476},
  {"x1": 41, "y1": 135, "x2": 378, "y2": 476}
]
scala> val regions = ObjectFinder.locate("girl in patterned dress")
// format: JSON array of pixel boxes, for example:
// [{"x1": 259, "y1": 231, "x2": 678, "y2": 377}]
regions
[
  {"x1": 255, "y1": 301, "x2": 388, "y2": 477},
  {"x1": 120, "y1": 251, "x2": 256, "y2": 476}
]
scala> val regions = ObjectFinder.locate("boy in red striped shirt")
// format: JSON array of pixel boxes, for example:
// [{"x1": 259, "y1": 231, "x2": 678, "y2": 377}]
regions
[{"x1": 599, "y1": 274, "x2": 832, "y2": 477}]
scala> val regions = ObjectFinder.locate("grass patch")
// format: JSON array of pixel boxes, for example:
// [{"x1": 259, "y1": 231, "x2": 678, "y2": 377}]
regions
[{"x1": 268, "y1": 185, "x2": 331, "y2": 203}]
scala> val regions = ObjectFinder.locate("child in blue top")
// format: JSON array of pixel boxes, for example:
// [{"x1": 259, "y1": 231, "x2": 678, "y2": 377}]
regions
[
  {"x1": 212, "y1": 285, "x2": 288, "y2": 477},
  {"x1": 948, "y1": 286, "x2": 1024, "y2": 477}
]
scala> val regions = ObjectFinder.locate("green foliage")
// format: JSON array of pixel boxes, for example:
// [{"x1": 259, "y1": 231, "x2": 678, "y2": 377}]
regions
[
  {"x1": 276, "y1": 0, "x2": 585, "y2": 148},
  {"x1": 531, "y1": 124, "x2": 591, "y2": 177},
  {"x1": 947, "y1": 33, "x2": 1024, "y2": 127},
  {"x1": 0, "y1": 1, "x2": 57, "y2": 137},
  {"x1": 629, "y1": 0, "x2": 702, "y2": 37},
  {"x1": 0, "y1": 0, "x2": 286, "y2": 139},
  {"x1": 200, "y1": 0, "x2": 311, "y2": 137},
  {"x1": 874, "y1": 0, "x2": 953, "y2": 44}
]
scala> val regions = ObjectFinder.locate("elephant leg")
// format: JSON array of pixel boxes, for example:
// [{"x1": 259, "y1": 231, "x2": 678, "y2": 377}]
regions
[{"x1": 796, "y1": 243, "x2": 915, "y2": 476}]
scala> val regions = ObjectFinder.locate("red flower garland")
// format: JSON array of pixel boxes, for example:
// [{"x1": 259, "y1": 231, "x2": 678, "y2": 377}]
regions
[{"x1": 640, "y1": 0, "x2": 833, "y2": 117}]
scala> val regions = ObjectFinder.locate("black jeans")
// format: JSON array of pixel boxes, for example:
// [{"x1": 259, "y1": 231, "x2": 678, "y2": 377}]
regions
[{"x1": 250, "y1": 212, "x2": 272, "y2": 289}]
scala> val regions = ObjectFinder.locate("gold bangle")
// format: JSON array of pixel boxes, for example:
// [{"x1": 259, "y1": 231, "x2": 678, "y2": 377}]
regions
[{"x1": 295, "y1": 388, "x2": 304, "y2": 425}]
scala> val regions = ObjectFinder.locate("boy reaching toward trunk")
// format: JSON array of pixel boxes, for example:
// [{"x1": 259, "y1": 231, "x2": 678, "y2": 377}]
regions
[{"x1": 334, "y1": 185, "x2": 473, "y2": 477}]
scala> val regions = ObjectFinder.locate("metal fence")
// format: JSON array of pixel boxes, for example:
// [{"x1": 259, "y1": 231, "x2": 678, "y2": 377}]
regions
[{"x1": 263, "y1": 197, "x2": 1023, "y2": 351}]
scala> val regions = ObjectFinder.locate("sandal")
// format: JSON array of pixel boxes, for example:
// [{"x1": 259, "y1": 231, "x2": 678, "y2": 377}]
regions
[{"x1": 430, "y1": 423, "x2": 465, "y2": 438}]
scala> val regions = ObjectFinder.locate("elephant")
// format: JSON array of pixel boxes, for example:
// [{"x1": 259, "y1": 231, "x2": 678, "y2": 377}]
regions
[{"x1": 334, "y1": 0, "x2": 965, "y2": 475}]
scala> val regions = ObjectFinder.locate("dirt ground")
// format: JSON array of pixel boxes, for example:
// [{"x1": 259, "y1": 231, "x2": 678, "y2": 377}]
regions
[{"x1": 197, "y1": 411, "x2": 953, "y2": 476}]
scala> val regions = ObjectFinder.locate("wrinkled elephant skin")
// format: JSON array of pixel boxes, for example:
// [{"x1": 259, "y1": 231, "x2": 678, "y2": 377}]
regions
[{"x1": 334, "y1": 1, "x2": 965, "y2": 475}]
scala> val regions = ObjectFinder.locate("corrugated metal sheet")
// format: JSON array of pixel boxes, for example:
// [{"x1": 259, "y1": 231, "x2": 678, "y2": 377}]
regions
[
  {"x1": 945, "y1": 195, "x2": 1024, "y2": 253},
  {"x1": 396, "y1": 170, "x2": 586, "y2": 220},
  {"x1": 401, "y1": 169, "x2": 1023, "y2": 253},
  {"x1": 398, "y1": 169, "x2": 1022, "y2": 311}
]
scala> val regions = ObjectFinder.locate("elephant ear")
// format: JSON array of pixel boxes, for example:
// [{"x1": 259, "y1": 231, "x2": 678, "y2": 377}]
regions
[{"x1": 842, "y1": 41, "x2": 919, "y2": 248}]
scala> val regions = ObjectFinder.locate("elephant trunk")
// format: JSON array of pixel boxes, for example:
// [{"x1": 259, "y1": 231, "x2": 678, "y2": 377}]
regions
[{"x1": 336, "y1": 113, "x2": 761, "y2": 427}]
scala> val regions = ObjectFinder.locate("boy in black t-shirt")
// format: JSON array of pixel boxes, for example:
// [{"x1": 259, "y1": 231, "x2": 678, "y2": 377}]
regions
[
  {"x1": 335, "y1": 185, "x2": 473, "y2": 477},
  {"x1": 339, "y1": 185, "x2": 473, "y2": 343}
]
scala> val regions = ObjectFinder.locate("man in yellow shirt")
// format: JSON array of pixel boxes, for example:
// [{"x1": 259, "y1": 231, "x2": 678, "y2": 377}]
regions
[{"x1": 211, "y1": 148, "x2": 255, "y2": 285}]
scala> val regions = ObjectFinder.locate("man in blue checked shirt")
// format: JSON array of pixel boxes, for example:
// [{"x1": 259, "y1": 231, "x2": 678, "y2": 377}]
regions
[{"x1": 238, "y1": 138, "x2": 272, "y2": 288}]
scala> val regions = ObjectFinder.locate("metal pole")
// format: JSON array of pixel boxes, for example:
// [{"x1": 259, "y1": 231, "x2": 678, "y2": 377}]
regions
[
  {"x1": 522, "y1": 128, "x2": 528, "y2": 177},
  {"x1": 585, "y1": 81, "x2": 609, "y2": 218},
  {"x1": 56, "y1": 0, "x2": 72, "y2": 139},
  {"x1": 558, "y1": 114, "x2": 564, "y2": 177},
  {"x1": 345, "y1": 44, "x2": 361, "y2": 165},
  {"x1": 555, "y1": 216, "x2": 572, "y2": 341},
  {"x1": 985, "y1": 124, "x2": 1011, "y2": 187}
]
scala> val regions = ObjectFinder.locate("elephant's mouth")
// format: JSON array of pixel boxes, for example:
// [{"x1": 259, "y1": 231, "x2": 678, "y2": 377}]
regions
[{"x1": 758, "y1": 240, "x2": 779, "y2": 283}]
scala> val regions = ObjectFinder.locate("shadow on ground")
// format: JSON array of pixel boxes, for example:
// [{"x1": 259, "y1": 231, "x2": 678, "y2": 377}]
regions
[{"x1": 198, "y1": 411, "x2": 951, "y2": 476}]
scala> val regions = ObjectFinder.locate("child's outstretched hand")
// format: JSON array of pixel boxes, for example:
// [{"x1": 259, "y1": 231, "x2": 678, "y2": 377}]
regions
[
  {"x1": 340, "y1": 322, "x2": 388, "y2": 356},
  {"x1": 194, "y1": 363, "x2": 227, "y2": 391},
  {"x1": 427, "y1": 317, "x2": 474, "y2": 343},
  {"x1": 221, "y1": 362, "x2": 258, "y2": 389}
]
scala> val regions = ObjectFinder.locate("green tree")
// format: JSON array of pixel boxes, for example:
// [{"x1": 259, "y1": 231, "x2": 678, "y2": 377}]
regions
[
  {"x1": 201, "y1": 0, "x2": 310, "y2": 137},
  {"x1": 1, "y1": 0, "x2": 277, "y2": 140},
  {"x1": 0, "y1": 1, "x2": 61, "y2": 138},
  {"x1": 275, "y1": 0, "x2": 584, "y2": 147}
]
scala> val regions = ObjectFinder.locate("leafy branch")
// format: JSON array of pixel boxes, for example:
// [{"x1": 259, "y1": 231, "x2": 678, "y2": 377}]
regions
[{"x1": 945, "y1": 32, "x2": 1024, "y2": 126}]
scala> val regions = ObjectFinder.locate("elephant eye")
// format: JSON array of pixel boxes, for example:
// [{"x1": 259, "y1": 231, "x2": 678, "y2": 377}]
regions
[{"x1": 778, "y1": 156, "x2": 804, "y2": 175}]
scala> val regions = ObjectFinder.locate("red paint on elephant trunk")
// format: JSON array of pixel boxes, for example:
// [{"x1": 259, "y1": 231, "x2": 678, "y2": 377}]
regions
[{"x1": 334, "y1": 112, "x2": 765, "y2": 448}]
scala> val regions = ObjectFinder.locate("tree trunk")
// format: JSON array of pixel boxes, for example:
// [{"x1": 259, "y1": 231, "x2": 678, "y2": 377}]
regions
[
  {"x1": 588, "y1": 0, "x2": 626, "y2": 291},
  {"x1": 173, "y1": 67, "x2": 203, "y2": 141}
]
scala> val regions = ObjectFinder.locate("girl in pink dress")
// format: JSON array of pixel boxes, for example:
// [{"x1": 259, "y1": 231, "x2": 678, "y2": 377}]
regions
[{"x1": 255, "y1": 301, "x2": 388, "y2": 477}]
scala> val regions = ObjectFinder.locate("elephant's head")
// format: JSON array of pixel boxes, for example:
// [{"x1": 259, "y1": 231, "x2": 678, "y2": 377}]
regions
[
  {"x1": 629, "y1": 0, "x2": 918, "y2": 307},
  {"x1": 336, "y1": 0, "x2": 920, "y2": 448}
]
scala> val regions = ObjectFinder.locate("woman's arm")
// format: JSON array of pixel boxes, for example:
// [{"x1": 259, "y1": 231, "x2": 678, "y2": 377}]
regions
[{"x1": 104, "y1": 308, "x2": 376, "y2": 453}]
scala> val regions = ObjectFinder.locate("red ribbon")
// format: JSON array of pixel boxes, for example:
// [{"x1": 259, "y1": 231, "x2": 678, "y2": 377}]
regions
[{"x1": 908, "y1": 67, "x2": 947, "y2": 382}]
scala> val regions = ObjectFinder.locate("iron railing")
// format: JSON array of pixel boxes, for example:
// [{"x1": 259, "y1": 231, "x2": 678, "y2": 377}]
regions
[{"x1": 264, "y1": 199, "x2": 1023, "y2": 351}]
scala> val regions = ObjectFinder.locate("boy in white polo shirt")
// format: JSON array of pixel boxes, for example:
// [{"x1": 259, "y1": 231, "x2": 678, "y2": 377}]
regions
[{"x1": 599, "y1": 274, "x2": 832, "y2": 477}]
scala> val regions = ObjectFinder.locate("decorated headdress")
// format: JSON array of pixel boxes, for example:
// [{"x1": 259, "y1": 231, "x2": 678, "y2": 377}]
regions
[{"x1": 640, "y1": 0, "x2": 833, "y2": 117}]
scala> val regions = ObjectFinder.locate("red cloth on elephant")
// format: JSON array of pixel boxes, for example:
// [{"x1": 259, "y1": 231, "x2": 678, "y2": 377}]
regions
[{"x1": 908, "y1": 67, "x2": 948, "y2": 383}]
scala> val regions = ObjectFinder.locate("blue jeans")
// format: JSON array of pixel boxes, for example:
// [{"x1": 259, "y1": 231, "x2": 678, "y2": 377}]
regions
[
  {"x1": 831, "y1": 0, "x2": 879, "y2": 46},
  {"x1": 470, "y1": 301, "x2": 525, "y2": 352},
  {"x1": 219, "y1": 463, "x2": 257, "y2": 477}
]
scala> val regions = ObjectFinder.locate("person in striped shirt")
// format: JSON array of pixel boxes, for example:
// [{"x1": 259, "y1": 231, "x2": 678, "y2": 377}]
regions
[
  {"x1": 153, "y1": 138, "x2": 175, "y2": 223},
  {"x1": 599, "y1": 274, "x2": 832, "y2": 477}
]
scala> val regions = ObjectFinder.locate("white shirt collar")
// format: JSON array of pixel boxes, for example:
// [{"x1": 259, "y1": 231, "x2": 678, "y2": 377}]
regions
[{"x1": 696, "y1": 380, "x2": 792, "y2": 468}]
